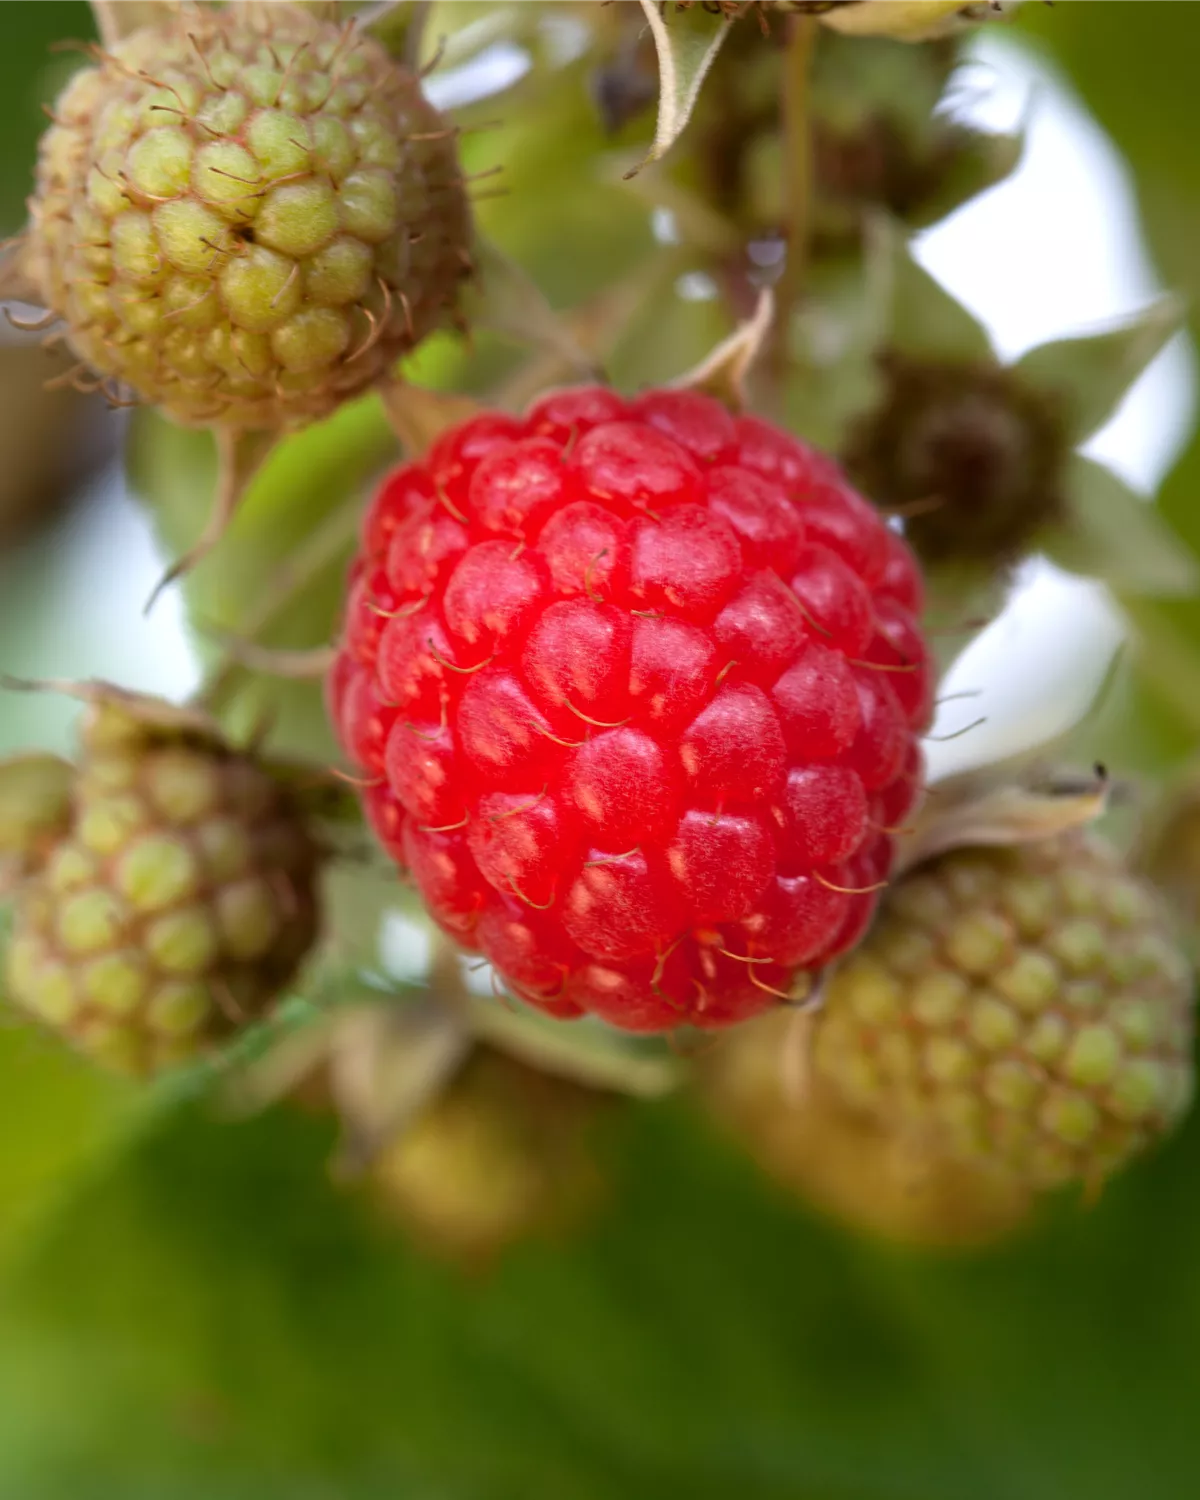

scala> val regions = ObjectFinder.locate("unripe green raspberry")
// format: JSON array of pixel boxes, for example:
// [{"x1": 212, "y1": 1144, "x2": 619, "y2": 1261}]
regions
[
  {"x1": 25, "y1": 2, "x2": 471, "y2": 429},
  {"x1": 702, "y1": 1010, "x2": 1031, "y2": 1249},
  {"x1": 371, "y1": 1049, "x2": 606, "y2": 1267},
  {"x1": 4, "y1": 694, "x2": 323, "y2": 1076},
  {"x1": 813, "y1": 833, "x2": 1195, "y2": 1191}
]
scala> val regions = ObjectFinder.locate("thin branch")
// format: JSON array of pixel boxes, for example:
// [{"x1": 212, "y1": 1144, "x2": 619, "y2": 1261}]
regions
[{"x1": 766, "y1": 12, "x2": 818, "y2": 414}]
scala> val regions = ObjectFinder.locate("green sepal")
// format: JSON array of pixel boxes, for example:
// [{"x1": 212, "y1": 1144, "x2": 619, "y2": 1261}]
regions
[
  {"x1": 1118, "y1": 596, "x2": 1200, "y2": 742},
  {"x1": 1014, "y1": 295, "x2": 1185, "y2": 445},
  {"x1": 625, "y1": 0, "x2": 734, "y2": 179},
  {"x1": 463, "y1": 234, "x2": 600, "y2": 377},
  {"x1": 466, "y1": 995, "x2": 684, "y2": 1101},
  {"x1": 1043, "y1": 455, "x2": 1199, "y2": 597},
  {"x1": 868, "y1": 218, "x2": 993, "y2": 363},
  {"x1": 912, "y1": 127, "x2": 1026, "y2": 232}
]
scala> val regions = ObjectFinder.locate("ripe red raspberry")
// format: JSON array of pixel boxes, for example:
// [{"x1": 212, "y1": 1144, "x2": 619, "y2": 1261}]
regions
[{"x1": 330, "y1": 387, "x2": 932, "y2": 1032}]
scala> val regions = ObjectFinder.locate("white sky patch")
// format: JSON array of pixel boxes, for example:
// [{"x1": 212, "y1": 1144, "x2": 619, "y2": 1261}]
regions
[
  {"x1": 0, "y1": 458, "x2": 199, "y2": 755},
  {"x1": 459, "y1": 955, "x2": 499, "y2": 999},
  {"x1": 379, "y1": 912, "x2": 434, "y2": 985},
  {"x1": 424, "y1": 41, "x2": 532, "y2": 112}
]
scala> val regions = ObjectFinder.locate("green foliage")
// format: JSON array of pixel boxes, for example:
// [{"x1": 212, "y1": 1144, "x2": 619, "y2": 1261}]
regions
[
  {"x1": 2, "y1": 1, "x2": 1200, "y2": 1495},
  {"x1": 2, "y1": 1092, "x2": 1200, "y2": 1500},
  {"x1": 0, "y1": 3, "x2": 94, "y2": 232}
]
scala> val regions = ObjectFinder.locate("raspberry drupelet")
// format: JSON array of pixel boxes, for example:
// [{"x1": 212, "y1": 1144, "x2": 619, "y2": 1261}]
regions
[{"x1": 330, "y1": 387, "x2": 932, "y2": 1032}]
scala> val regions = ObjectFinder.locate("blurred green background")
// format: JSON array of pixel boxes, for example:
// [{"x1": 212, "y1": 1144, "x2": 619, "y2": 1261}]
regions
[{"x1": 3, "y1": 2, "x2": 1200, "y2": 1497}]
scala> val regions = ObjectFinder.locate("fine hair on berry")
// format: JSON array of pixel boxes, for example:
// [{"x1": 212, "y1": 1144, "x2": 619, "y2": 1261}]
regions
[
  {"x1": 24, "y1": 2, "x2": 471, "y2": 428},
  {"x1": 330, "y1": 386, "x2": 932, "y2": 1033},
  {"x1": 813, "y1": 832, "x2": 1195, "y2": 1190},
  {"x1": 4, "y1": 697, "x2": 323, "y2": 1076}
]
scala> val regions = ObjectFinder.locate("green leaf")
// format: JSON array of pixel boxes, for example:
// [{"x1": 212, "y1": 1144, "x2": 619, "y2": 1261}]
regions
[
  {"x1": 4, "y1": 1092, "x2": 1200, "y2": 1498},
  {"x1": 1115, "y1": 595, "x2": 1200, "y2": 743},
  {"x1": 783, "y1": 258, "x2": 890, "y2": 453},
  {"x1": 0, "y1": 987, "x2": 143, "y2": 1273},
  {"x1": 625, "y1": 1, "x2": 734, "y2": 179},
  {"x1": 0, "y1": 3, "x2": 93, "y2": 233},
  {"x1": 126, "y1": 398, "x2": 398, "y2": 762},
  {"x1": 1044, "y1": 455, "x2": 1199, "y2": 596},
  {"x1": 1014, "y1": 296, "x2": 1184, "y2": 445}
]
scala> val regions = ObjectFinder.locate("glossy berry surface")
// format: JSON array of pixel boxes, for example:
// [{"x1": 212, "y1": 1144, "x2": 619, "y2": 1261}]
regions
[{"x1": 331, "y1": 387, "x2": 932, "y2": 1032}]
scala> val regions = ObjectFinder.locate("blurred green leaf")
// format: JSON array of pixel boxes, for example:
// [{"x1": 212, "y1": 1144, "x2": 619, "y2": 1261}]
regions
[
  {"x1": 0, "y1": 3, "x2": 94, "y2": 234},
  {"x1": 0, "y1": 1008, "x2": 141, "y2": 1273},
  {"x1": 465, "y1": 235, "x2": 598, "y2": 377},
  {"x1": 3, "y1": 1086, "x2": 1200, "y2": 1499},
  {"x1": 1013, "y1": 296, "x2": 1184, "y2": 445}
]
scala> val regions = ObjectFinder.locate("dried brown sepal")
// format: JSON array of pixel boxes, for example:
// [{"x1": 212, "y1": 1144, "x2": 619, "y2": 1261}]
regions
[
  {"x1": 326, "y1": 1000, "x2": 475, "y2": 1176},
  {"x1": 0, "y1": 675, "x2": 224, "y2": 747},
  {"x1": 669, "y1": 286, "x2": 775, "y2": 412},
  {"x1": 0, "y1": 236, "x2": 40, "y2": 309},
  {"x1": 89, "y1": 0, "x2": 181, "y2": 48},
  {"x1": 626, "y1": 0, "x2": 737, "y2": 179},
  {"x1": 897, "y1": 763, "x2": 1111, "y2": 877},
  {"x1": 0, "y1": 674, "x2": 349, "y2": 824}
]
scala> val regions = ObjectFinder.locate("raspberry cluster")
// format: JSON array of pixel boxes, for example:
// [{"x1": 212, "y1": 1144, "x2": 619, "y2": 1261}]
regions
[{"x1": 330, "y1": 386, "x2": 932, "y2": 1032}]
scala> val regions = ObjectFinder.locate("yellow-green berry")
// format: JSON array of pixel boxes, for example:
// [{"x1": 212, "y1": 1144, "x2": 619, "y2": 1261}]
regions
[
  {"x1": 700, "y1": 1009, "x2": 1031, "y2": 1251},
  {"x1": 3, "y1": 694, "x2": 323, "y2": 1076},
  {"x1": 371, "y1": 1049, "x2": 607, "y2": 1268},
  {"x1": 25, "y1": 2, "x2": 471, "y2": 429},
  {"x1": 814, "y1": 833, "x2": 1194, "y2": 1192}
]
